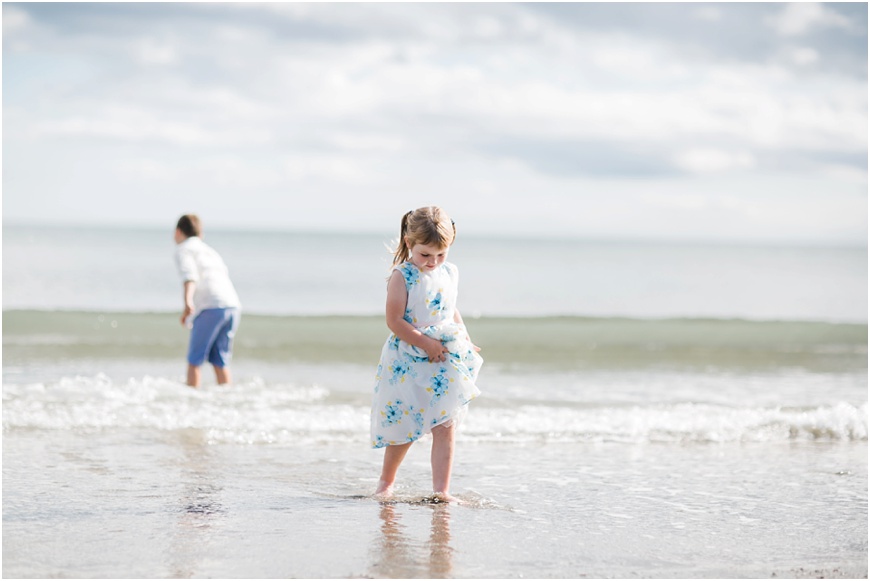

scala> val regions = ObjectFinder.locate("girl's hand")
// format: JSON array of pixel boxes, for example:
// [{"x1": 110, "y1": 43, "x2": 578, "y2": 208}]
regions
[
  {"x1": 466, "y1": 334, "x2": 481, "y2": 352},
  {"x1": 423, "y1": 336, "x2": 449, "y2": 363}
]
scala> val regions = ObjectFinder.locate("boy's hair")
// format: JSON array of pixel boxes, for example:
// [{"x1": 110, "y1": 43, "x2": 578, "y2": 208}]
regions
[
  {"x1": 176, "y1": 214, "x2": 202, "y2": 238},
  {"x1": 391, "y1": 206, "x2": 456, "y2": 267}
]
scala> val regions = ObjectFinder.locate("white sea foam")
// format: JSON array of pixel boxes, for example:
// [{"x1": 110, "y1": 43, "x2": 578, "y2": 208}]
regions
[
  {"x1": 464, "y1": 402, "x2": 868, "y2": 443},
  {"x1": 3, "y1": 374, "x2": 865, "y2": 445}
]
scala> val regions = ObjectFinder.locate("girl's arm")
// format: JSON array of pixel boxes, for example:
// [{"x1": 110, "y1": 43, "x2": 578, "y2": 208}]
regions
[{"x1": 386, "y1": 270, "x2": 449, "y2": 362}]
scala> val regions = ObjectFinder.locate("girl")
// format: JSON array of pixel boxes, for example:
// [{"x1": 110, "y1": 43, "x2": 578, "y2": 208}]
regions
[{"x1": 370, "y1": 206, "x2": 483, "y2": 502}]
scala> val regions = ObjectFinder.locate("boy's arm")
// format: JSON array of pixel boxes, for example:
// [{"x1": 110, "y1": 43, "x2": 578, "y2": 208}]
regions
[
  {"x1": 181, "y1": 281, "x2": 195, "y2": 326},
  {"x1": 175, "y1": 244, "x2": 198, "y2": 326},
  {"x1": 385, "y1": 270, "x2": 448, "y2": 362}
]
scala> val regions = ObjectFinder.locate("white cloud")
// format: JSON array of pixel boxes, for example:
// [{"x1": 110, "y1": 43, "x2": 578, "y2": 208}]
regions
[
  {"x1": 2, "y1": 5, "x2": 31, "y2": 31},
  {"x1": 34, "y1": 105, "x2": 273, "y2": 147},
  {"x1": 282, "y1": 154, "x2": 370, "y2": 183},
  {"x1": 673, "y1": 149, "x2": 756, "y2": 174},
  {"x1": 819, "y1": 163, "x2": 869, "y2": 186},
  {"x1": 2, "y1": 3, "x2": 866, "y2": 245},
  {"x1": 767, "y1": 3, "x2": 852, "y2": 37},
  {"x1": 472, "y1": 15, "x2": 504, "y2": 40},
  {"x1": 190, "y1": 156, "x2": 284, "y2": 189},
  {"x1": 326, "y1": 132, "x2": 406, "y2": 154},
  {"x1": 2, "y1": 5, "x2": 38, "y2": 51},
  {"x1": 787, "y1": 46, "x2": 820, "y2": 66},
  {"x1": 116, "y1": 158, "x2": 177, "y2": 181},
  {"x1": 589, "y1": 39, "x2": 689, "y2": 81},
  {"x1": 133, "y1": 38, "x2": 178, "y2": 65},
  {"x1": 693, "y1": 6, "x2": 722, "y2": 22}
]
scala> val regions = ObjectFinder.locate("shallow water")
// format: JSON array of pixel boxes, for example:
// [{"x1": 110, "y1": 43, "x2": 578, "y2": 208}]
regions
[
  {"x1": 3, "y1": 350, "x2": 868, "y2": 578},
  {"x1": 3, "y1": 428, "x2": 866, "y2": 579}
]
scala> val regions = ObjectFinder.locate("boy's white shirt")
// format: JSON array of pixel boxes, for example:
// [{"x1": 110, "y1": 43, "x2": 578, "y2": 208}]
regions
[{"x1": 174, "y1": 236, "x2": 241, "y2": 314}]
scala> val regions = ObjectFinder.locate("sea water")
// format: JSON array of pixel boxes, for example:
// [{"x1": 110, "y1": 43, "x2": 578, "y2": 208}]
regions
[
  {"x1": 2, "y1": 225, "x2": 867, "y2": 578},
  {"x1": 3, "y1": 225, "x2": 867, "y2": 321}
]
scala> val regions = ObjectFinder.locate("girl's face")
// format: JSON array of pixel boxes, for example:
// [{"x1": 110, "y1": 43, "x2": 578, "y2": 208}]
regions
[{"x1": 407, "y1": 241, "x2": 449, "y2": 272}]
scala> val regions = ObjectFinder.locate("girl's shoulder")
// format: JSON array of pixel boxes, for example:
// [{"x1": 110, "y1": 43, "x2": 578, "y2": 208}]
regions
[
  {"x1": 392, "y1": 261, "x2": 419, "y2": 276},
  {"x1": 392, "y1": 261, "x2": 421, "y2": 288}
]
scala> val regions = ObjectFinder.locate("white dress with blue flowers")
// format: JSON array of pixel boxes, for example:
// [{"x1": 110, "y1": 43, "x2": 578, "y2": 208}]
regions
[{"x1": 370, "y1": 261, "x2": 482, "y2": 449}]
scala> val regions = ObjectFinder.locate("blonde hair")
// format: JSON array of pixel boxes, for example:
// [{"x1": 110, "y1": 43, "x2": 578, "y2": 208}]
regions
[{"x1": 391, "y1": 206, "x2": 456, "y2": 267}]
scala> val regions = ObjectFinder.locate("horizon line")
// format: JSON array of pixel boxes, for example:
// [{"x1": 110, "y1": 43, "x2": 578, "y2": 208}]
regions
[{"x1": 2, "y1": 219, "x2": 867, "y2": 250}]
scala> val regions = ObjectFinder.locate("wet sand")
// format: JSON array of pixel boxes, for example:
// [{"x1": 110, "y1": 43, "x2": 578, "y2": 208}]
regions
[{"x1": 3, "y1": 428, "x2": 867, "y2": 579}]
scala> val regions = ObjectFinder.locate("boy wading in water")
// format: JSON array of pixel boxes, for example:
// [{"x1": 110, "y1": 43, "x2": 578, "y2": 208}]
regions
[{"x1": 173, "y1": 214, "x2": 241, "y2": 388}]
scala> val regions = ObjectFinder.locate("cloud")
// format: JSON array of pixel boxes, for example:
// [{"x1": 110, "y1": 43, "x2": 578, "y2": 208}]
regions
[
  {"x1": 766, "y1": 3, "x2": 852, "y2": 37},
  {"x1": 32, "y1": 104, "x2": 274, "y2": 147},
  {"x1": 673, "y1": 149, "x2": 756, "y2": 174},
  {"x1": 693, "y1": 6, "x2": 722, "y2": 23},
  {"x1": 479, "y1": 138, "x2": 678, "y2": 178},
  {"x1": 2, "y1": 5, "x2": 31, "y2": 31},
  {"x1": 2, "y1": 3, "x2": 866, "y2": 244},
  {"x1": 133, "y1": 37, "x2": 178, "y2": 65},
  {"x1": 785, "y1": 46, "x2": 820, "y2": 67}
]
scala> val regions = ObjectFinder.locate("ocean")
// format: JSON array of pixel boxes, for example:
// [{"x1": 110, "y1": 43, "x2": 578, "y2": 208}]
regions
[{"x1": 2, "y1": 224, "x2": 867, "y2": 578}]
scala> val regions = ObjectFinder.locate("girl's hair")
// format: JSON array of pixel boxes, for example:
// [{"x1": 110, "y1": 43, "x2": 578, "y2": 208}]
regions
[
  {"x1": 391, "y1": 206, "x2": 456, "y2": 267},
  {"x1": 176, "y1": 214, "x2": 202, "y2": 238}
]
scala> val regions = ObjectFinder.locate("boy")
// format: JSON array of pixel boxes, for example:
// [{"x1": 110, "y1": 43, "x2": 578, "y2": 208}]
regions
[{"x1": 173, "y1": 214, "x2": 241, "y2": 388}]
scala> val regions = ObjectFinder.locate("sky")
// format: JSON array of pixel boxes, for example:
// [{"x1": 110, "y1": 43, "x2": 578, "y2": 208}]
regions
[{"x1": 2, "y1": 2, "x2": 868, "y2": 244}]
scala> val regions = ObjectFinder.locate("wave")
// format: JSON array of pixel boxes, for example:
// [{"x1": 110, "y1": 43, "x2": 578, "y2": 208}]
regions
[
  {"x1": 4, "y1": 310, "x2": 867, "y2": 372},
  {"x1": 3, "y1": 374, "x2": 866, "y2": 444}
]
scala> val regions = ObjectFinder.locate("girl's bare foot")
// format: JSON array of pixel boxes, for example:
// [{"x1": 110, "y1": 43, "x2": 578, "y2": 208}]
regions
[
  {"x1": 374, "y1": 480, "x2": 394, "y2": 499},
  {"x1": 432, "y1": 491, "x2": 461, "y2": 504}
]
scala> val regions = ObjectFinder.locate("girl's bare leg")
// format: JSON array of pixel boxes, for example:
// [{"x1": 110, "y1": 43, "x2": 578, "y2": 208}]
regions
[
  {"x1": 376, "y1": 442, "x2": 412, "y2": 496},
  {"x1": 431, "y1": 423, "x2": 458, "y2": 501}
]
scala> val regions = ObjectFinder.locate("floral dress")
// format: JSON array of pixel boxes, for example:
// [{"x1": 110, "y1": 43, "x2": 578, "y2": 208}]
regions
[{"x1": 370, "y1": 261, "x2": 482, "y2": 448}]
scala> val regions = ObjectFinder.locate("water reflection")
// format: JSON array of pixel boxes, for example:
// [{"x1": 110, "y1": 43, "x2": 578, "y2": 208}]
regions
[
  {"x1": 370, "y1": 501, "x2": 454, "y2": 578},
  {"x1": 167, "y1": 429, "x2": 224, "y2": 578},
  {"x1": 428, "y1": 503, "x2": 454, "y2": 578}
]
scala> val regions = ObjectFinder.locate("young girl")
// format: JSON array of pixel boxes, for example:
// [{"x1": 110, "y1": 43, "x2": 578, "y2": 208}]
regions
[{"x1": 370, "y1": 206, "x2": 483, "y2": 502}]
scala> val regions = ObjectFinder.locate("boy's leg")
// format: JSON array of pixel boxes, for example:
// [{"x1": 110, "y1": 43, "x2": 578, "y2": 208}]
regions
[
  {"x1": 431, "y1": 423, "x2": 456, "y2": 497},
  {"x1": 207, "y1": 309, "x2": 239, "y2": 386},
  {"x1": 214, "y1": 366, "x2": 231, "y2": 385},
  {"x1": 188, "y1": 309, "x2": 224, "y2": 387},
  {"x1": 187, "y1": 364, "x2": 201, "y2": 388},
  {"x1": 376, "y1": 442, "x2": 412, "y2": 495}
]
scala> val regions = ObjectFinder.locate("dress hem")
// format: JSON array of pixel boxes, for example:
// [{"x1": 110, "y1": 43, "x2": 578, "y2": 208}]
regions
[{"x1": 370, "y1": 394, "x2": 479, "y2": 449}]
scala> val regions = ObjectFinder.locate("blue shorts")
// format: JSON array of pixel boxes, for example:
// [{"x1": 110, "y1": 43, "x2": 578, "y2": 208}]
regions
[{"x1": 187, "y1": 308, "x2": 240, "y2": 368}]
